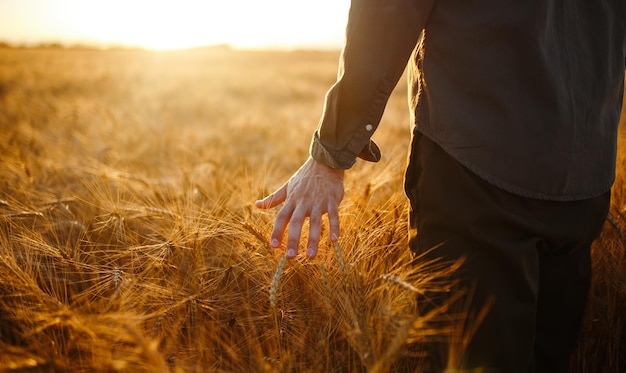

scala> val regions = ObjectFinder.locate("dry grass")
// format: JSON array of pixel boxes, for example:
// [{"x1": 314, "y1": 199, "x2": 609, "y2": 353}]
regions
[{"x1": 0, "y1": 47, "x2": 624, "y2": 372}]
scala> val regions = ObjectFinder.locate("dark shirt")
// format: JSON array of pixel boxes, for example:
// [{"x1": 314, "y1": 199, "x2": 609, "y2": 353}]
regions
[{"x1": 310, "y1": 0, "x2": 626, "y2": 201}]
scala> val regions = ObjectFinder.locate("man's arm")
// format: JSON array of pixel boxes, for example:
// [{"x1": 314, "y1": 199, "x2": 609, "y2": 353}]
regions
[
  {"x1": 311, "y1": 0, "x2": 433, "y2": 169},
  {"x1": 257, "y1": 0, "x2": 434, "y2": 259}
]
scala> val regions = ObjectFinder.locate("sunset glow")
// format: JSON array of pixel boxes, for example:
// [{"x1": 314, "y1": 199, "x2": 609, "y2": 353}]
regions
[{"x1": 0, "y1": 0, "x2": 350, "y2": 50}]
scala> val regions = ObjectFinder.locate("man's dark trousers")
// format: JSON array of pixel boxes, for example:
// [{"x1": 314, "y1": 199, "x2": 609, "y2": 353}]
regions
[{"x1": 404, "y1": 131, "x2": 611, "y2": 373}]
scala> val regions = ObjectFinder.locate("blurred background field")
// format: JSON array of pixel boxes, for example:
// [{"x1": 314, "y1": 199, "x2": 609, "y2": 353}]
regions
[{"x1": 0, "y1": 47, "x2": 624, "y2": 372}]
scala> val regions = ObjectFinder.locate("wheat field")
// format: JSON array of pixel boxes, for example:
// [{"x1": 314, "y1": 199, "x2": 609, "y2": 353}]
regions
[{"x1": 0, "y1": 47, "x2": 624, "y2": 372}]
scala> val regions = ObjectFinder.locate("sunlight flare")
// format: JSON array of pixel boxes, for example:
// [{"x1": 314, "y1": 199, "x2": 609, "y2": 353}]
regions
[{"x1": 0, "y1": 0, "x2": 349, "y2": 49}]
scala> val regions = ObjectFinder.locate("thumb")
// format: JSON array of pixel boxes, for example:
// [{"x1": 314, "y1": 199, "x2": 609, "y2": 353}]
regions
[{"x1": 255, "y1": 183, "x2": 288, "y2": 209}]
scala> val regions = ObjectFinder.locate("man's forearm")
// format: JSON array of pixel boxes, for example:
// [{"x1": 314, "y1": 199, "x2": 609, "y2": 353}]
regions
[{"x1": 311, "y1": 0, "x2": 434, "y2": 169}]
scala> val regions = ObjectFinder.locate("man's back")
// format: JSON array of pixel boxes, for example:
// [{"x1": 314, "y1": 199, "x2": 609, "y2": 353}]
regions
[{"x1": 413, "y1": 0, "x2": 626, "y2": 200}]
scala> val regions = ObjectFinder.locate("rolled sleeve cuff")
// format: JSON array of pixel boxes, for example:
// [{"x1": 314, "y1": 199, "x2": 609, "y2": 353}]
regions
[{"x1": 310, "y1": 130, "x2": 381, "y2": 169}]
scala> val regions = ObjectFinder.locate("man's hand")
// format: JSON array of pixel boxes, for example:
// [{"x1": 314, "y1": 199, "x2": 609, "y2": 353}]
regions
[{"x1": 255, "y1": 157, "x2": 344, "y2": 259}]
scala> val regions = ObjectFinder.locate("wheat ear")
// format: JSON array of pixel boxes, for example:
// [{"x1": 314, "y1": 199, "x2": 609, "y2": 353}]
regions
[{"x1": 269, "y1": 255, "x2": 287, "y2": 309}]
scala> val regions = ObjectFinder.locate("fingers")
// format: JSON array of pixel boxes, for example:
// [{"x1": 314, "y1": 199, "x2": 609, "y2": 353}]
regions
[
  {"x1": 306, "y1": 208, "x2": 322, "y2": 258},
  {"x1": 255, "y1": 183, "x2": 287, "y2": 209},
  {"x1": 275, "y1": 206, "x2": 333, "y2": 259},
  {"x1": 285, "y1": 206, "x2": 308, "y2": 259},
  {"x1": 327, "y1": 199, "x2": 340, "y2": 242},
  {"x1": 270, "y1": 204, "x2": 293, "y2": 249},
  {"x1": 268, "y1": 202, "x2": 339, "y2": 259}
]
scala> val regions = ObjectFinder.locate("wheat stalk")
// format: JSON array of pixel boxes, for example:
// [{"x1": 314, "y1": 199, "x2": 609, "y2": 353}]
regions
[
  {"x1": 269, "y1": 255, "x2": 287, "y2": 357},
  {"x1": 320, "y1": 262, "x2": 333, "y2": 313},
  {"x1": 0, "y1": 211, "x2": 44, "y2": 220},
  {"x1": 332, "y1": 241, "x2": 375, "y2": 369},
  {"x1": 382, "y1": 273, "x2": 424, "y2": 294},
  {"x1": 241, "y1": 221, "x2": 273, "y2": 253},
  {"x1": 607, "y1": 212, "x2": 626, "y2": 242},
  {"x1": 269, "y1": 255, "x2": 287, "y2": 309}
]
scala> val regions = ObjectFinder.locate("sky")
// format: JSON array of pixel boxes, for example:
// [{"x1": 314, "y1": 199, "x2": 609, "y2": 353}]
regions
[{"x1": 0, "y1": 0, "x2": 351, "y2": 50}]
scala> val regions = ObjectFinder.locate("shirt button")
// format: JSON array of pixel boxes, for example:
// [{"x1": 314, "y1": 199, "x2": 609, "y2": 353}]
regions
[{"x1": 365, "y1": 124, "x2": 374, "y2": 132}]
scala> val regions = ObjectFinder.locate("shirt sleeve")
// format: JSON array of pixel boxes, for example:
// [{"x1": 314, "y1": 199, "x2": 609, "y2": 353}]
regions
[{"x1": 310, "y1": 0, "x2": 434, "y2": 169}]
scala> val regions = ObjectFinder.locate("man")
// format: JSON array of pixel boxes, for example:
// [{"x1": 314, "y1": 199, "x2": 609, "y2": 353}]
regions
[{"x1": 256, "y1": 0, "x2": 626, "y2": 371}]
